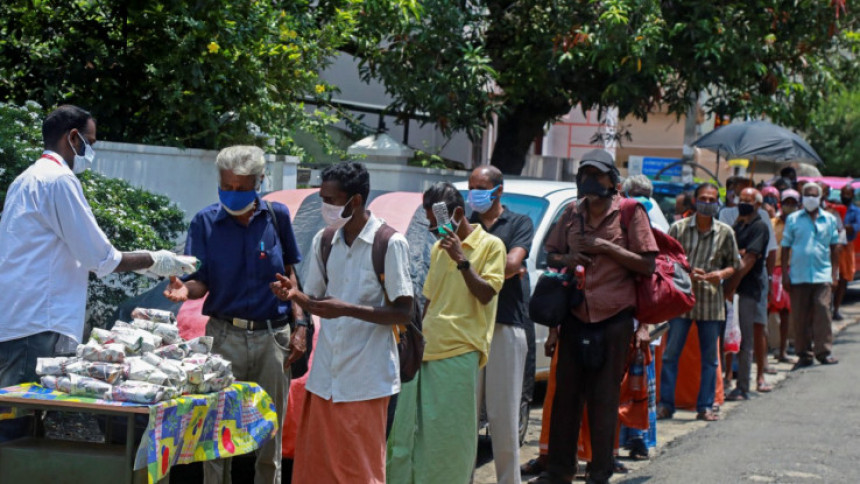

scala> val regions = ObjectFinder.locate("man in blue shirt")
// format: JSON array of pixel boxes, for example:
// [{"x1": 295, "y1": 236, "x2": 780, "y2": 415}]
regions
[
  {"x1": 164, "y1": 145, "x2": 304, "y2": 484},
  {"x1": 833, "y1": 184, "x2": 860, "y2": 320},
  {"x1": 780, "y1": 182, "x2": 841, "y2": 370}
]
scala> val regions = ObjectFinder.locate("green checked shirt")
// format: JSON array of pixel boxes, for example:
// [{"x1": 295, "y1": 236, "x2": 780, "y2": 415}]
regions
[{"x1": 669, "y1": 216, "x2": 741, "y2": 321}]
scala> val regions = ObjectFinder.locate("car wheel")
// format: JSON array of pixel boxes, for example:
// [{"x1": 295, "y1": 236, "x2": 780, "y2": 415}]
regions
[{"x1": 518, "y1": 398, "x2": 530, "y2": 446}]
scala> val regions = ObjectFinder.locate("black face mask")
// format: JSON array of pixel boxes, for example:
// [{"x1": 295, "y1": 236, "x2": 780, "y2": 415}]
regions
[
  {"x1": 737, "y1": 202, "x2": 755, "y2": 216},
  {"x1": 577, "y1": 175, "x2": 614, "y2": 198},
  {"x1": 842, "y1": 197, "x2": 853, "y2": 206}
]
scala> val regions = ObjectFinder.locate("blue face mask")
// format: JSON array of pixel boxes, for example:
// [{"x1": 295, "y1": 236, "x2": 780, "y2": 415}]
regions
[
  {"x1": 218, "y1": 187, "x2": 258, "y2": 215},
  {"x1": 467, "y1": 185, "x2": 500, "y2": 214}
]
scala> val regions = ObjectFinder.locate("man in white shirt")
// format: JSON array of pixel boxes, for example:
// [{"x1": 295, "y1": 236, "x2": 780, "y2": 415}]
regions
[
  {"x1": 0, "y1": 104, "x2": 186, "y2": 391},
  {"x1": 272, "y1": 162, "x2": 413, "y2": 483}
]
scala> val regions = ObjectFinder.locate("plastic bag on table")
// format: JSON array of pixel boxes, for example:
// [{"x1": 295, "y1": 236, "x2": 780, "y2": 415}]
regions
[
  {"x1": 76, "y1": 341, "x2": 126, "y2": 363},
  {"x1": 41, "y1": 375, "x2": 59, "y2": 390},
  {"x1": 36, "y1": 357, "x2": 77, "y2": 376},
  {"x1": 724, "y1": 294, "x2": 742, "y2": 354},
  {"x1": 124, "y1": 357, "x2": 169, "y2": 386},
  {"x1": 68, "y1": 374, "x2": 113, "y2": 399},
  {"x1": 43, "y1": 376, "x2": 73, "y2": 393},
  {"x1": 131, "y1": 308, "x2": 177, "y2": 325}
]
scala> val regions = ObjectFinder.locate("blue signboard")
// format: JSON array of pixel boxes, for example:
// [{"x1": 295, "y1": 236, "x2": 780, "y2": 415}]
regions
[{"x1": 641, "y1": 157, "x2": 682, "y2": 178}]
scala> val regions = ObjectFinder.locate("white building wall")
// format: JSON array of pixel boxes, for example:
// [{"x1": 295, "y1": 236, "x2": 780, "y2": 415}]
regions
[{"x1": 91, "y1": 141, "x2": 298, "y2": 221}]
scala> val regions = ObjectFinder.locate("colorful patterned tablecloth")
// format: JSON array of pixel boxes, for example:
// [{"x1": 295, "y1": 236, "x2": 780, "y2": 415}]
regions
[{"x1": 0, "y1": 382, "x2": 278, "y2": 484}]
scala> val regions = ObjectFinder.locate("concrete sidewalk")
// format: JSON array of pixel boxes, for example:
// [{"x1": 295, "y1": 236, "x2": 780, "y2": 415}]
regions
[{"x1": 474, "y1": 291, "x2": 860, "y2": 483}]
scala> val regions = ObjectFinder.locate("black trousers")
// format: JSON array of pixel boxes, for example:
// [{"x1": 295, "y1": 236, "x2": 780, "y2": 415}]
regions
[{"x1": 546, "y1": 310, "x2": 634, "y2": 483}]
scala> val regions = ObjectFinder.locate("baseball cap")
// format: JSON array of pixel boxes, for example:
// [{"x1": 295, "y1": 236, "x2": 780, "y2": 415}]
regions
[
  {"x1": 578, "y1": 149, "x2": 616, "y2": 173},
  {"x1": 781, "y1": 189, "x2": 800, "y2": 202}
]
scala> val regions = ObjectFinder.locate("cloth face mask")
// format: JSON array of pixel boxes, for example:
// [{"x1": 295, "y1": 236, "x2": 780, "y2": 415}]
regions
[
  {"x1": 696, "y1": 201, "x2": 720, "y2": 217},
  {"x1": 219, "y1": 188, "x2": 257, "y2": 216}
]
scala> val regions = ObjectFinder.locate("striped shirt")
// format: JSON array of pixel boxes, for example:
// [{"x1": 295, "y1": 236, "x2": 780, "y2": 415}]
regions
[{"x1": 669, "y1": 216, "x2": 740, "y2": 321}]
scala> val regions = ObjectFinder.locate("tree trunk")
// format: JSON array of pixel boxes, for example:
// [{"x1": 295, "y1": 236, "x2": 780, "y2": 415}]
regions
[{"x1": 490, "y1": 98, "x2": 572, "y2": 175}]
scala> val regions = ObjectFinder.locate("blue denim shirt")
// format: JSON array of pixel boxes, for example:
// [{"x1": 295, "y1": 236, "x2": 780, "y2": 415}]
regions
[
  {"x1": 184, "y1": 198, "x2": 302, "y2": 320},
  {"x1": 781, "y1": 208, "x2": 839, "y2": 284}
]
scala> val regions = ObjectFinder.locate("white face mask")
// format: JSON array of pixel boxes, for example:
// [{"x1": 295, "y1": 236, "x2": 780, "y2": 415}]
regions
[
  {"x1": 69, "y1": 132, "x2": 95, "y2": 175},
  {"x1": 321, "y1": 195, "x2": 354, "y2": 229},
  {"x1": 803, "y1": 195, "x2": 821, "y2": 212}
]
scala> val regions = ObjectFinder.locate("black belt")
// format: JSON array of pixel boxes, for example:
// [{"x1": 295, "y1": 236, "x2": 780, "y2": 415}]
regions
[{"x1": 212, "y1": 315, "x2": 290, "y2": 331}]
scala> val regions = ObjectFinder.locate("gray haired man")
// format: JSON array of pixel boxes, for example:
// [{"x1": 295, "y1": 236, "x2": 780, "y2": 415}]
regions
[{"x1": 165, "y1": 145, "x2": 306, "y2": 483}]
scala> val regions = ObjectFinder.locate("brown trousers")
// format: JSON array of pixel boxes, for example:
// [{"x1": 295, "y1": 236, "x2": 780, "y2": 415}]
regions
[
  {"x1": 789, "y1": 283, "x2": 833, "y2": 360},
  {"x1": 546, "y1": 310, "x2": 634, "y2": 483}
]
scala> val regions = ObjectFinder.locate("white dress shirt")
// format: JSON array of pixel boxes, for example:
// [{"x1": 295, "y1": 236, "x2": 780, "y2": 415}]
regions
[
  {"x1": 303, "y1": 214, "x2": 413, "y2": 402},
  {"x1": 0, "y1": 151, "x2": 122, "y2": 343}
]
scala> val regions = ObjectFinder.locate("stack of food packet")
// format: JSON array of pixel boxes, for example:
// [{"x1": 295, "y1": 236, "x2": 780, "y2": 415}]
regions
[{"x1": 35, "y1": 308, "x2": 234, "y2": 404}]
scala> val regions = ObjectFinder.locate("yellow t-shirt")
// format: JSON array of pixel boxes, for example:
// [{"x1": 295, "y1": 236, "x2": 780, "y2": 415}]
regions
[{"x1": 422, "y1": 224, "x2": 506, "y2": 367}]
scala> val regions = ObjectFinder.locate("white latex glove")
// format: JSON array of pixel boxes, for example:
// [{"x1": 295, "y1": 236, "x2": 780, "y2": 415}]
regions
[{"x1": 141, "y1": 250, "x2": 198, "y2": 278}]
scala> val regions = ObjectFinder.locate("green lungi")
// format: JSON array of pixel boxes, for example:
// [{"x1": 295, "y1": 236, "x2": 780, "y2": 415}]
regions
[{"x1": 386, "y1": 351, "x2": 480, "y2": 484}]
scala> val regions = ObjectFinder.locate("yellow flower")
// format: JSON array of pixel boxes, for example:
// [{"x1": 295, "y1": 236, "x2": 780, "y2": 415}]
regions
[
  {"x1": 207, "y1": 42, "x2": 220, "y2": 54},
  {"x1": 315, "y1": 84, "x2": 325, "y2": 94}
]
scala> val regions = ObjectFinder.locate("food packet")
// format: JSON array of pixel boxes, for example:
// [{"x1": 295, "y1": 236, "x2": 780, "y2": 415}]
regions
[
  {"x1": 198, "y1": 373, "x2": 234, "y2": 393},
  {"x1": 111, "y1": 331, "x2": 143, "y2": 354},
  {"x1": 111, "y1": 381, "x2": 168, "y2": 404},
  {"x1": 131, "y1": 319, "x2": 181, "y2": 344},
  {"x1": 131, "y1": 308, "x2": 177, "y2": 325},
  {"x1": 68, "y1": 374, "x2": 113, "y2": 399},
  {"x1": 112, "y1": 326, "x2": 162, "y2": 353},
  {"x1": 85, "y1": 362, "x2": 124, "y2": 384},
  {"x1": 182, "y1": 354, "x2": 213, "y2": 373},
  {"x1": 89, "y1": 328, "x2": 115, "y2": 345},
  {"x1": 153, "y1": 344, "x2": 186, "y2": 360},
  {"x1": 36, "y1": 357, "x2": 76, "y2": 376},
  {"x1": 208, "y1": 354, "x2": 232, "y2": 377},
  {"x1": 76, "y1": 341, "x2": 126, "y2": 363},
  {"x1": 41, "y1": 375, "x2": 59, "y2": 390},
  {"x1": 124, "y1": 357, "x2": 169, "y2": 386},
  {"x1": 142, "y1": 353, "x2": 187, "y2": 386},
  {"x1": 181, "y1": 336, "x2": 213, "y2": 355}
]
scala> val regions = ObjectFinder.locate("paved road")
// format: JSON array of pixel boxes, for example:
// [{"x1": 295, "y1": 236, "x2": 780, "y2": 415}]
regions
[
  {"x1": 619, "y1": 320, "x2": 860, "y2": 483},
  {"x1": 476, "y1": 286, "x2": 860, "y2": 483}
]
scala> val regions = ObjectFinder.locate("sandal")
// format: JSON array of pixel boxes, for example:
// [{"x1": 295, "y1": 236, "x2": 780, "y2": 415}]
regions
[
  {"x1": 696, "y1": 410, "x2": 719, "y2": 421},
  {"x1": 763, "y1": 366, "x2": 778, "y2": 375},
  {"x1": 521, "y1": 457, "x2": 547, "y2": 476},
  {"x1": 725, "y1": 389, "x2": 749, "y2": 401},
  {"x1": 656, "y1": 404, "x2": 673, "y2": 420},
  {"x1": 756, "y1": 381, "x2": 773, "y2": 393},
  {"x1": 614, "y1": 459, "x2": 629, "y2": 474},
  {"x1": 628, "y1": 439, "x2": 649, "y2": 460}
]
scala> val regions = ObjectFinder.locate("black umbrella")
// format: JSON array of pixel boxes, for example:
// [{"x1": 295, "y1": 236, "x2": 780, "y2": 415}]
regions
[{"x1": 693, "y1": 120, "x2": 823, "y2": 168}]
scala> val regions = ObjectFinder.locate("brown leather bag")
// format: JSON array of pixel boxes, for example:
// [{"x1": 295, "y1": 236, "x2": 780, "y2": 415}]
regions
[{"x1": 320, "y1": 223, "x2": 425, "y2": 383}]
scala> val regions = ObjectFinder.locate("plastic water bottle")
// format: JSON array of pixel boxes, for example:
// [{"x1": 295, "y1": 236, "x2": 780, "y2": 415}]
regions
[
  {"x1": 630, "y1": 349, "x2": 645, "y2": 392},
  {"x1": 575, "y1": 264, "x2": 586, "y2": 289},
  {"x1": 432, "y1": 201, "x2": 454, "y2": 235}
]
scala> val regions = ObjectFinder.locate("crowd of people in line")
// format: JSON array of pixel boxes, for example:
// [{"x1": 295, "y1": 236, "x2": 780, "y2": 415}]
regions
[{"x1": 0, "y1": 105, "x2": 856, "y2": 484}]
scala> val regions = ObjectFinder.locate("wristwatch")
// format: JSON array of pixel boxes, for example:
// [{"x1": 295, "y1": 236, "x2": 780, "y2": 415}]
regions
[
  {"x1": 294, "y1": 317, "x2": 309, "y2": 327},
  {"x1": 456, "y1": 259, "x2": 471, "y2": 271}
]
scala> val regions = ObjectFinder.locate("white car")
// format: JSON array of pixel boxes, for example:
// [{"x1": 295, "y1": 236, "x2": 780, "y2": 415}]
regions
[{"x1": 455, "y1": 179, "x2": 579, "y2": 382}]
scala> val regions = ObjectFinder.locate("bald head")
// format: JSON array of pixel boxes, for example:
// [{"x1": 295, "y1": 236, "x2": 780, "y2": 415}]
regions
[
  {"x1": 470, "y1": 165, "x2": 503, "y2": 187},
  {"x1": 739, "y1": 187, "x2": 760, "y2": 206}
]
